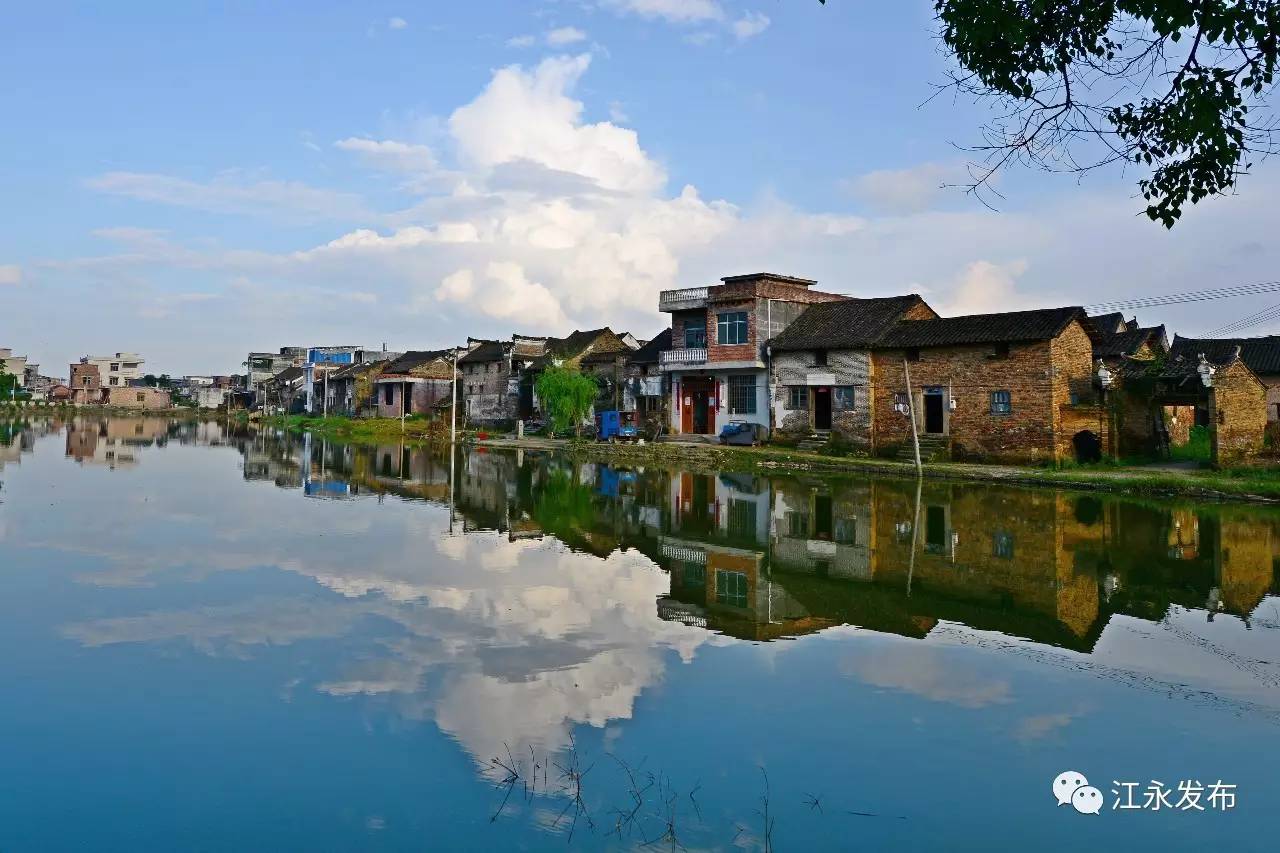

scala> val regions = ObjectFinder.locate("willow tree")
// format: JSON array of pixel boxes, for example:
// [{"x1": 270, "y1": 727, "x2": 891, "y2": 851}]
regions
[
  {"x1": 535, "y1": 366, "x2": 598, "y2": 436},
  {"x1": 821, "y1": 0, "x2": 1280, "y2": 226}
]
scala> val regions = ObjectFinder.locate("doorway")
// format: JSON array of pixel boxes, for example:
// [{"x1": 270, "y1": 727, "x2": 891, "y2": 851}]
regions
[
  {"x1": 813, "y1": 386, "x2": 832, "y2": 431},
  {"x1": 680, "y1": 378, "x2": 715, "y2": 434},
  {"x1": 923, "y1": 388, "x2": 945, "y2": 434}
]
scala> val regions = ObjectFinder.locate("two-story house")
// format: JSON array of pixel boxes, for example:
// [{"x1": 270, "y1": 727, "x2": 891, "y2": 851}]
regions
[
  {"x1": 459, "y1": 335, "x2": 548, "y2": 424},
  {"x1": 657, "y1": 273, "x2": 846, "y2": 437}
]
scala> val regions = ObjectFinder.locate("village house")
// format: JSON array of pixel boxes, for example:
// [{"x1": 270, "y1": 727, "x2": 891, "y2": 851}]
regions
[
  {"x1": 1, "y1": 348, "x2": 28, "y2": 389},
  {"x1": 524, "y1": 328, "x2": 635, "y2": 420},
  {"x1": 1168, "y1": 335, "x2": 1280, "y2": 422},
  {"x1": 69, "y1": 362, "x2": 103, "y2": 405},
  {"x1": 623, "y1": 329, "x2": 671, "y2": 432},
  {"x1": 869, "y1": 306, "x2": 1098, "y2": 464},
  {"x1": 767, "y1": 295, "x2": 937, "y2": 449},
  {"x1": 257, "y1": 366, "x2": 307, "y2": 414},
  {"x1": 658, "y1": 273, "x2": 847, "y2": 438},
  {"x1": 325, "y1": 361, "x2": 385, "y2": 416},
  {"x1": 374, "y1": 350, "x2": 457, "y2": 418},
  {"x1": 106, "y1": 386, "x2": 172, "y2": 410},
  {"x1": 1085, "y1": 312, "x2": 1170, "y2": 367},
  {"x1": 81, "y1": 352, "x2": 145, "y2": 389},
  {"x1": 458, "y1": 335, "x2": 547, "y2": 424},
  {"x1": 246, "y1": 347, "x2": 307, "y2": 403}
]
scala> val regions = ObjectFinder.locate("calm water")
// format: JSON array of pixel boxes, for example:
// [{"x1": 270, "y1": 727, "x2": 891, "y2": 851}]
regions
[{"x1": 1, "y1": 415, "x2": 1278, "y2": 851}]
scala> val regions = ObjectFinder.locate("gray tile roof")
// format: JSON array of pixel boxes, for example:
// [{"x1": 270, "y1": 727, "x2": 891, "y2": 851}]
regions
[
  {"x1": 1170, "y1": 335, "x2": 1280, "y2": 375},
  {"x1": 769, "y1": 295, "x2": 929, "y2": 351},
  {"x1": 877, "y1": 307, "x2": 1086, "y2": 349}
]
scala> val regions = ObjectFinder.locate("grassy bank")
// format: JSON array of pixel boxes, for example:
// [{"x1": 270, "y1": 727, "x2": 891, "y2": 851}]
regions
[{"x1": 262, "y1": 414, "x2": 1280, "y2": 503}]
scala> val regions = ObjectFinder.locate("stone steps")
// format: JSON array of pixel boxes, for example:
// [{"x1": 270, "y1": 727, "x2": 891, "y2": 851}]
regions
[{"x1": 895, "y1": 435, "x2": 950, "y2": 462}]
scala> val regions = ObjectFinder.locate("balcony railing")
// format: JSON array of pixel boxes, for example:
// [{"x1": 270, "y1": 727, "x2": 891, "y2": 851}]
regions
[
  {"x1": 658, "y1": 286, "x2": 709, "y2": 312},
  {"x1": 660, "y1": 347, "x2": 708, "y2": 366}
]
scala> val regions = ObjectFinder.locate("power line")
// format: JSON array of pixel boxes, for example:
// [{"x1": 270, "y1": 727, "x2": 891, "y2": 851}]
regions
[
  {"x1": 1085, "y1": 279, "x2": 1280, "y2": 313},
  {"x1": 1202, "y1": 301, "x2": 1280, "y2": 337}
]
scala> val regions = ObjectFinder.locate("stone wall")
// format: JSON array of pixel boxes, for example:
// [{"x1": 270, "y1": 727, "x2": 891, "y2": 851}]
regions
[
  {"x1": 461, "y1": 359, "x2": 517, "y2": 423},
  {"x1": 1210, "y1": 360, "x2": 1267, "y2": 464},
  {"x1": 770, "y1": 349, "x2": 871, "y2": 446}
]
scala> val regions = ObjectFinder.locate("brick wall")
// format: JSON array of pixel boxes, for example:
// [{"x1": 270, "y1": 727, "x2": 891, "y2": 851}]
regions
[
  {"x1": 871, "y1": 321, "x2": 1093, "y2": 463},
  {"x1": 106, "y1": 387, "x2": 171, "y2": 409},
  {"x1": 1210, "y1": 360, "x2": 1267, "y2": 464}
]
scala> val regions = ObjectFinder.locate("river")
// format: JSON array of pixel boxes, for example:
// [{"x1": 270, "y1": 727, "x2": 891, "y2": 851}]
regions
[{"x1": 1, "y1": 415, "x2": 1277, "y2": 850}]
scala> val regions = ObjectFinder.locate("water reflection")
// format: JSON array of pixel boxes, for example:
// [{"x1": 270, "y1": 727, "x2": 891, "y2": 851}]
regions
[{"x1": 2, "y1": 417, "x2": 1279, "y2": 850}]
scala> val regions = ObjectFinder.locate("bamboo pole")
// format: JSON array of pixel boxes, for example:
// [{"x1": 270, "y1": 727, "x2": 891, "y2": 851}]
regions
[{"x1": 903, "y1": 358, "x2": 921, "y2": 473}]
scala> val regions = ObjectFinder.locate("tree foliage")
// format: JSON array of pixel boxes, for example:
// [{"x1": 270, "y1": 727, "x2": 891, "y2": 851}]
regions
[
  {"x1": 821, "y1": 0, "x2": 1279, "y2": 226},
  {"x1": 535, "y1": 366, "x2": 598, "y2": 436}
]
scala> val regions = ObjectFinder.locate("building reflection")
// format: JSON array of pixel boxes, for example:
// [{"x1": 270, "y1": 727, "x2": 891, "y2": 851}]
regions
[{"x1": 237, "y1": 430, "x2": 1280, "y2": 653}]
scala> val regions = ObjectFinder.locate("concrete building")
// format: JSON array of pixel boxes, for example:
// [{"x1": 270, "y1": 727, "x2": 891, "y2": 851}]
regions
[
  {"x1": 82, "y1": 353, "x2": 144, "y2": 389},
  {"x1": 1, "y1": 348, "x2": 28, "y2": 388},
  {"x1": 658, "y1": 273, "x2": 846, "y2": 438}
]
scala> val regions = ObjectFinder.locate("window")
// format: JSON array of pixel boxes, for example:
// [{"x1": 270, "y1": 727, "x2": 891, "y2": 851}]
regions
[
  {"x1": 717, "y1": 311, "x2": 749, "y2": 345},
  {"x1": 813, "y1": 349, "x2": 827, "y2": 366},
  {"x1": 905, "y1": 348, "x2": 921, "y2": 362},
  {"x1": 992, "y1": 342, "x2": 1010, "y2": 358},
  {"x1": 834, "y1": 517, "x2": 858, "y2": 545},
  {"x1": 110, "y1": 363, "x2": 120, "y2": 371},
  {"x1": 786, "y1": 510, "x2": 810, "y2": 538},
  {"x1": 109, "y1": 377, "x2": 119, "y2": 386},
  {"x1": 383, "y1": 384, "x2": 394, "y2": 405},
  {"x1": 682, "y1": 561, "x2": 706, "y2": 589},
  {"x1": 684, "y1": 317, "x2": 706, "y2": 349},
  {"x1": 788, "y1": 386, "x2": 809, "y2": 410},
  {"x1": 136, "y1": 393, "x2": 146, "y2": 403},
  {"x1": 715, "y1": 570, "x2": 749, "y2": 608},
  {"x1": 893, "y1": 392, "x2": 908, "y2": 412},
  {"x1": 728, "y1": 375, "x2": 757, "y2": 414},
  {"x1": 834, "y1": 386, "x2": 855, "y2": 411},
  {"x1": 990, "y1": 390, "x2": 1012, "y2": 415},
  {"x1": 992, "y1": 530, "x2": 1015, "y2": 559}
]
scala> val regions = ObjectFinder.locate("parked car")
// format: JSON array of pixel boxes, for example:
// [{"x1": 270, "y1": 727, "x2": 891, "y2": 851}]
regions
[
  {"x1": 595, "y1": 410, "x2": 638, "y2": 443},
  {"x1": 718, "y1": 421, "x2": 762, "y2": 446}
]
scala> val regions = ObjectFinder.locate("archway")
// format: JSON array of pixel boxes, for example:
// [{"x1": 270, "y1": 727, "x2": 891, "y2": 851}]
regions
[{"x1": 1073, "y1": 429, "x2": 1102, "y2": 464}]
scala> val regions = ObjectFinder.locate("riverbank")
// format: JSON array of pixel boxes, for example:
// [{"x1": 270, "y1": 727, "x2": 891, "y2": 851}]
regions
[
  {"x1": 0, "y1": 403, "x2": 205, "y2": 418},
  {"x1": 262, "y1": 414, "x2": 1280, "y2": 503}
]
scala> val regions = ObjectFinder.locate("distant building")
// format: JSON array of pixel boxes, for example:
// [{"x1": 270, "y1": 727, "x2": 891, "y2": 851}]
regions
[
  {"x1": 81, "y1": 353, "x2": 144, "y2": 389},
  {"x1": 69, "y1": 362, "x2": 103, "y2": 405},
  {"x1": 106, "y1": 387, "x2": 172, "y2": 410},
  {"x1": 1, "y1": 348, "x2": 28, "y2": 388}
]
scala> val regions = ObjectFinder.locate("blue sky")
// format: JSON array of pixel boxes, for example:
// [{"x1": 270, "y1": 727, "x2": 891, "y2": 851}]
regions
[{"x1": 3, "y1": 1, "x2": 1278, "y2": 375}]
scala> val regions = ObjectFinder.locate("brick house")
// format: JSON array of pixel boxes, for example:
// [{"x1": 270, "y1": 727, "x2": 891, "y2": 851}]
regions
[
  {"x1": 69, "y1": 362, "x2": 103, "y2": 405},
  {"x1": 1169, "y1": 335, "x2": 1280, "y2": 422},
  {"x1": 767, "y1": 295, "x2": 936, "y2": 448},
  {"x1": 870, "y1": 307, "x2": 1096, "y2": 463},
  {"x1": 374, "y1": 350, "x2": 456, "y2": 418},
  {"x1": 526, "y1": 328, "x2": 634, "y2": 419},
  {"x1": 1086, "y1": 313, "x2": 1169, "y2": 367},
  {"x1": 459, "y1": 335, "x2": 547, "y2": 424},
  {"x1": 106, "y1": 386, "x2": 172, "y2": 410},
  {"x1": 658, "y1": 273, "x2": 847, "y2": 437}
]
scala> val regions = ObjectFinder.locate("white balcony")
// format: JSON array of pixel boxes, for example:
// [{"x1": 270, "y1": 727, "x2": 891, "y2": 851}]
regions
[
  {"x1": 660, "y1": 347, "x2": 707, "y2": 366},
  {"x1": 658, "y1": 286, "x2": 709, "y2": 312}
]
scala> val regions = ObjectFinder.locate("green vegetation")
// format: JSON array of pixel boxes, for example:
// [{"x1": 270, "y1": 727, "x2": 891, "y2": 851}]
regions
[
  {"x1": 534, "y1": 366, "x2": 597, "y2": 436},
  {"x1": 1171, "y1": 425, "x2": 1213, "y2": 463},
  {"x1": 818, "y1": 0, "x2": 1280, "y2": 226},
  {"x1": 265, "y1": 413, "x2": 454, "y2": 443}
]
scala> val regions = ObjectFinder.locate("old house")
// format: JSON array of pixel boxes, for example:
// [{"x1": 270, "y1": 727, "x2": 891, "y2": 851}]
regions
[
  {"x1": 624, "y1": 329, "x2": 671, "y2": 431},
  {"x1": 257, "y1": 366, "x2": 307, "y2": 414},
  {"x1": 106, "y1": 386, "x2": 172, "y2": 410},
  {"x1": 374, "y1": 350, "x2": 456, "y2": 418},
  {"x1": 1086, "y1": 314, "x2": 1169, "y2": 367},
  {"x1": 247, "y1": 347, "x2": 307, "y2": 404},
  {"x1": 1169, "y1": 335, "x2": 1280, "y2": 422},
  {"x1": 767, "y1": 295, "x2": 937, "y2": 448},
  {"x1": 459, "y1": 335, "x2": 547, "y2": 424},
  {"x1": 658, "y1": 273, "x2": 847, "y2": 438},
  {"x1": 870, "y1": 306, "x2": 1096, "y2": 464},
  {"x1": 526, "y1": 328, "x2": 635, "y2": 419},
  {"x1": 69, "y1": 362, "x2": 103, "y2": 405}
]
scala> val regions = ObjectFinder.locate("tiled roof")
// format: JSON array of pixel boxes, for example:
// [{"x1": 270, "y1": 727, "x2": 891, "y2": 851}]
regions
[
  {"x1": 876, "y1": 307, "x2": 1086, "y2": 349},
  {"x1": 629, "y1": 328, "x2": 672, "y2": 364},
  {"x1": 548, "y1": 328, "x2": 625, "y2": 358},
  {"x1": 458, "y1": 340, "x2": 506, "y2": 363},
  {"x1": 1169, "y1": 335, "x2": 1280, "y2": 375},
  {"x1": 769, "y1": 296, "x2": 929, "y2": 351},
  {"x1": 382, "y1": 350, "x2": 452, "y2": 374},
  {"x1": 1082, "y1": 312, "x2": 1129, "y2": 336},
  {"x1": 268, "y1": 366, "x2": 305, "y2": 384},
  {"x1": 1093, "y1": 325, "x2": 1167, "y2": 358}
]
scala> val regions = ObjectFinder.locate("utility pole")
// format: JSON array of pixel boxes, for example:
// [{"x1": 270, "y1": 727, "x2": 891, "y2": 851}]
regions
[
  {"x1": 450, "y1": 349, "x2": 458, "y2": 446},
  {"x1": 903, "y1": 358, "x2": 922, "y2": 474}
]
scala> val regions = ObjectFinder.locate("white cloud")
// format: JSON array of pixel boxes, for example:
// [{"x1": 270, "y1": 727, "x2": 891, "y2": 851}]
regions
[
  {"x1": 86, "y1": 170, "x2": 369, "y2": 223},
  {"x1": 603, "y1": 0, "x2": 725, "y2": 24},
  {"x1": 387, "y1": 17, "x2": 407, "y2": 30},
  {"x1": 506, "y1": 33, "x2": 536, "y2": 48},
  {"x1": 845, "y1": 161, "x2": 969, "y2": 214},
  {"x1": 941, "y1": 259, "x2": 1033, "y2": 316},
  {"x1": 334, "y1": 137, "x2": 438, "y2": 174},
  {"x1": 545, "y1": 26, "x2": 587, "y2": 47},
  {"x1": 0, "y1": 264, "x2": 21, "y2": 286},
  {"x1": 731, "y1": 11, "x2": 770, "y2": 40}
]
